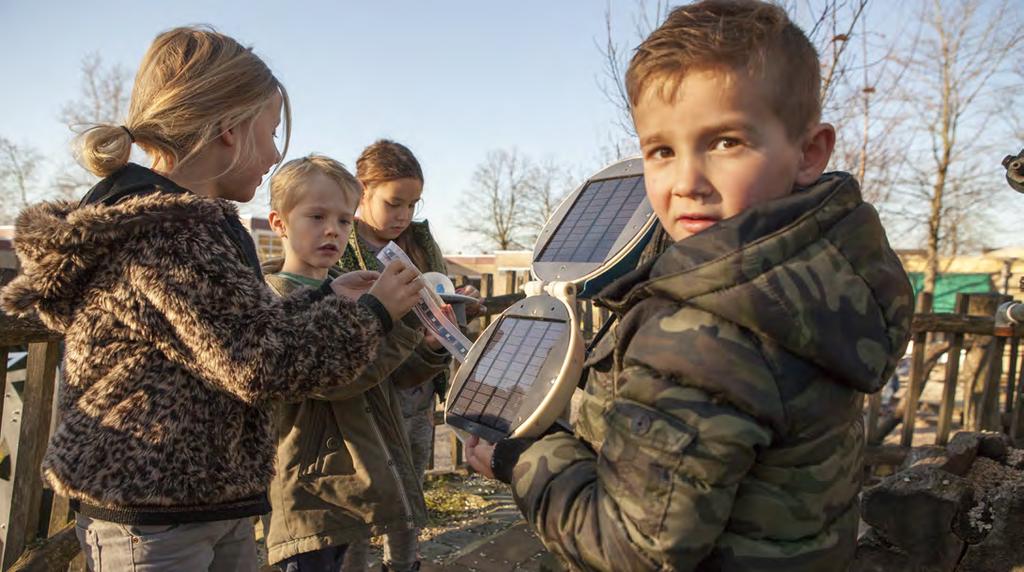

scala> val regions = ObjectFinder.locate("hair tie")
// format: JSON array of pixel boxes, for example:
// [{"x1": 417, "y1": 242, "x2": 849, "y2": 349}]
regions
[{"x1": 121, "y1": 125, "x2": 136, "y2": 143}]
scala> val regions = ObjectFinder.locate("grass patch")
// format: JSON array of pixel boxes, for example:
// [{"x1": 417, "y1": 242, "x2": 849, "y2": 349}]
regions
[{"x1": 422, "y1": 472, "x2": 500, "y2": 526}]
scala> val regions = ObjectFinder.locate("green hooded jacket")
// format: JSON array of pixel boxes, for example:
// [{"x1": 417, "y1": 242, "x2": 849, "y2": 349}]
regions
[
  {"x1": 263, "y1": 259, "x2": 449, "y2": 564},
  {"x1": 339, "y1": 219, "x2": 453, "y2": 401},
  {"x1": 504, "y1": 173, "x2": 914, "y2": 571}
]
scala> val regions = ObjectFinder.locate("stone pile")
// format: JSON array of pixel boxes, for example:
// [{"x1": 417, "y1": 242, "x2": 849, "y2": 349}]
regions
[{"x1": 853, "y1": 432, "x2": 1024, "y2": 572}]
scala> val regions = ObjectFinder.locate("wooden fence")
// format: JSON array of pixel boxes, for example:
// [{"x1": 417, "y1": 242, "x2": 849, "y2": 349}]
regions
[{"x1": 864, "y1": 291, "x2": 1024, "y2": 469}]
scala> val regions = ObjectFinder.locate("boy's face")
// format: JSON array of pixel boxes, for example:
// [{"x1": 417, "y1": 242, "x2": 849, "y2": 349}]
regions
[
  {"x1": 271, "y1": 172, "x2": 357, "y2": 277},
  {"x1": 634, "y1": 69, "x2": 820, "y2": 242}
]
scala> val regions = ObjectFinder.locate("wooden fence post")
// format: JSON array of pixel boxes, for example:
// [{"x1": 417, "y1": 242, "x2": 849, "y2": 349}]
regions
[
  {"x1": 1004, "y1": 336, "x2": 1019, "y2": 417},
  {"x1": 504, "y1": 271, "x2": 516, "y2": 297},
  {"x1": 2, "y1": 341, "x2": 60, "y2": 569},
  {"x1": 962, "y1": 293, "x2": 1011, "y2": 431},
  {"x1": 480, "y1": 273, "x2": 494, "y2": 328},
  {"x1": 900, "y1": 292, "x2": 932, "y2": 447},
  {"x1": 936, "y1": 294, "x2": 969, "y2": 445}
]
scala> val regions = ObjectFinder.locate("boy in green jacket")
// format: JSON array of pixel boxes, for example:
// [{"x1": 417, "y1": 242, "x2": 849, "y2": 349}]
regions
[
  {"x1": 467, "y1": 1, "x2": 914, "y2": 570},
  {"x1": 263, "y1": 154, "x2": 450, "y2": 571}
]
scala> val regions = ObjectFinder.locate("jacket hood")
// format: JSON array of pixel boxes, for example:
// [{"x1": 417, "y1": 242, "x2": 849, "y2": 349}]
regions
[
  {"x1": 0, "y1": 164, "x2": 237, "y2": 330},
  {"x1": 599, "y1": 172, "x2": 914, "y2": 393}
]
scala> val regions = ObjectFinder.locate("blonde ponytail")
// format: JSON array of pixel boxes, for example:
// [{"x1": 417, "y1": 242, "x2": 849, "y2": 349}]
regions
[
  {"x1": 79, "y1": 124, "x2": 135, "y2": 177},
  {"x1": 77, "y1": 25, "x2": 291, "y2": 179}
]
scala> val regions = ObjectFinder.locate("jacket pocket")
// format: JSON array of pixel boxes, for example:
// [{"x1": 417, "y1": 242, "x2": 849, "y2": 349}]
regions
[
  {"x1": 297, "y1": 402, "x2": 328, "y2": 478},
  {"x1": 598, "y1": 399, "x2": 696, "y2": 539}
]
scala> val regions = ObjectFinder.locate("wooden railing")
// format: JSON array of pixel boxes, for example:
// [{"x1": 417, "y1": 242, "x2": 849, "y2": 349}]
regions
[
  {"x1": 864, "y1": 292, "x2": 1024, "y2": 469},
  {"x1": 0, "y1": 268, "x2": 71, "y2": 571}
]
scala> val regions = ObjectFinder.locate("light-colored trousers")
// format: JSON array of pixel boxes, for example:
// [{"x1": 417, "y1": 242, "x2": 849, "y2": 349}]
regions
[{"x1": 75, "y1": 514, "x2": 258, "y2": 571}]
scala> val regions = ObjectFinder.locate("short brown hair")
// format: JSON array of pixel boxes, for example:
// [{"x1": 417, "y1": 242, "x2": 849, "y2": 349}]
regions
[
  {"x1": 355, "y1": 139, "x2": 423, "y2": 188},
  {"x1": 269, "y1": 154, "x2": 360, "y2": 216},
  {"x1": 626, "y1": 0, "x2": 821, "y2": 138}
]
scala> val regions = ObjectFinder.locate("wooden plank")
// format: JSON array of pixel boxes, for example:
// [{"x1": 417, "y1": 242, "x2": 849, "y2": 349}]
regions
[
  {"x1": 481, "y1": 293, "x2": 525, "y2": 317},
  {"x1": 911, "y1": 313, "x2": 997, "y2": 336},
  {"x1": 978, "y1": 336, "x2": 1005, "y2": 431},
  {"x1": 581, "y1": 301, "x2": 594, "y2": 341},
  {"x1": 936, "y1": 294, "x2": 968, "y2": 445},
  {"x1": 963, "y1": 294, "x2": 1011, "y2": 431},
  {"x1": 449, "y1": 430, "x2": 463, "y2": 469},
  {"x1": 503, "y1": 271, "x2": 516, "y2": 297},
  {"x1": 0, "y1": 313, "x2": 60, "y2": 347},
  {"x1": 1005, "y1": 337, "x2": 1020, "y2": 416},
  {"x1": 479, "y1": 274, "x2": 494, "y2": 328},
  {"x1": 900, "y1": 330, "x2": 928, "y2": 447},
  {"x1": 1012, "y1": 361, "x2": 1024, "y2": 446},
  {"x1": 866, "y1": 392, "x2": 881, "y2": 444},
  {"x1": 2, "y1": 341, "x2": 59, "y2": 570},
  {"x1": 0, "y1": 347, "x2": 7, "y2": 439}
]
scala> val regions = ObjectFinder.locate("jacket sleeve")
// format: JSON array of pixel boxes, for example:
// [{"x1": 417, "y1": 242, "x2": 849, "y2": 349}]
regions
[
  {"x1": 390, "y1": 342, "x2": 451, "y2": 390},
  {"x1": 129, "y1": 224, "x2": 383, "y2": 405},
  {"x1": 507, "y1": 306, "x2": 779, "y2": 571},
  {"x1": 307, "y1": 318, "x2": 424, "y2": 401}
]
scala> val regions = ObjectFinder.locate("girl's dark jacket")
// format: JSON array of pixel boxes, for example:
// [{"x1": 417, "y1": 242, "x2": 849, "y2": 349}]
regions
[{"x1": 0, "y1": 164, "x2": 384, "y2": 524}]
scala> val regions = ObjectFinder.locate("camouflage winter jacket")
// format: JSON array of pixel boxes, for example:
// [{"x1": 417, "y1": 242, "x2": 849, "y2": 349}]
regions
[{"x1": 500, "y1": 173, "x2": 914, "y2": 571}]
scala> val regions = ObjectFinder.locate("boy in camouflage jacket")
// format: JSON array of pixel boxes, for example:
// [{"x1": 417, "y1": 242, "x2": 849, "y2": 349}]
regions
[{"x1": 466, "y1": 1, "x2": 914, "y2": 570}]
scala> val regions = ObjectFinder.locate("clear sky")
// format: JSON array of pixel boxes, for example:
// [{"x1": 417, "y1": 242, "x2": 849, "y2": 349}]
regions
[
  {"x1": 0, "y1": 0, "x2": 643, "y2": 253},
  {"x1": 3, "y1": 1, "x2": 1024, "y2": 253}
]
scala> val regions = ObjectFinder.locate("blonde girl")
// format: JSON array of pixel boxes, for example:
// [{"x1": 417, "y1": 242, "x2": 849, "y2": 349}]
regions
[{"x1": 0, "y1": 27, "x2": 420, "y2": 571}]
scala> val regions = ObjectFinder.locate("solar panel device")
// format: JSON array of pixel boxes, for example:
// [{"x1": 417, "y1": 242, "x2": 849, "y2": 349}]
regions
[
  {"x1": 446, "y1": 292, "x2": 582, "y2": 443},
  {"x1": 533, "y1": 158, "x2": 657, "y2": 299},
  {"x1": 446, "y1": 158, "x2": 658, "y2": 441}
]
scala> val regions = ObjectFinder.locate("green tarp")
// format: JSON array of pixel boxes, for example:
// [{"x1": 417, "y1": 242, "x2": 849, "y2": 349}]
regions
[{"x1": 907, "y1": 272, "x2": 994, "y2": 313}]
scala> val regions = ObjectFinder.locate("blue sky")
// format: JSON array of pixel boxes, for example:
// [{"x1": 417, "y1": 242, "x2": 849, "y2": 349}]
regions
[
  {"x1": 3, "y1": 1, "x2": 1023, "y2": 253},
  {"x1": 0, "y1": 0, "x2": 639, "y2": 252}
]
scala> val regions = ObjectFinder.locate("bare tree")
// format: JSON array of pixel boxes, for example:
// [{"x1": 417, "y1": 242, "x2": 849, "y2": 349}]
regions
[
  {"x1": 0, "y1": 137, "x2": 42, "y2": 223},
  {"x1": 521, "y1": 159, "x2": 577, "y2": 243},
  {"x1": 458, "y1": 149, "x2": 533, "y2": 251},
  {"x1": 597, "y1": 0, "x2": 669, "y2": 138},
  {"x1": 826, "y1": 5, "x2": 918, "y2": 207},
  {"x1": 54, "y1": 53, "x2": 133, "y2": 200},
  {"x1": 893, "y1": 0, "x2": 1023, "y2": 304}
]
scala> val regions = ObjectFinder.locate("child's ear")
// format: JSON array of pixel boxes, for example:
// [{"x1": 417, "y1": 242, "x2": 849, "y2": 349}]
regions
[
  {"x1": 795, "y1": 123, "x2": 836, "y2": 187},
  {"x1": 268, "y1": 210, "x2": 287, "y2": 238},
  {"x1": 218, "y1": 120, "x2": 240, "y2": 148}
]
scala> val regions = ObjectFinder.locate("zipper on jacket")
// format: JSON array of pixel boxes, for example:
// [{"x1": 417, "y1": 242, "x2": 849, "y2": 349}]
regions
[
  {"x1": 354, "y1": 236, "x2": 415, "y2": 524},
  {"x1": 365, "y1": 396, "x2": 415, "y2": 524}
]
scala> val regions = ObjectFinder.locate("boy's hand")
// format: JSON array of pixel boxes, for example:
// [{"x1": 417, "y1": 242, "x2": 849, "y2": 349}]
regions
[
  {"x1": 368, "y1": 261, "x2": 422, "y2": 321},
  {"x1": 465, "y1": 435, "x2": 496, "y2": 479},
  {"x1": 456, "y1": 285, "x2": 487, "y2": 320},
  {"x1": 330, "y1": 271, "x2": 379, "y2": 301}
]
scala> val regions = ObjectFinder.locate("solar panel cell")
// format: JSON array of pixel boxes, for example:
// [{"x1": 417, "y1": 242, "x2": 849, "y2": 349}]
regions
[
  {"x1": 448, "y1": 316, "x2": 567, "y2": 432},
  {"x1": 536, "y1": 174, "x2": 647, "y2": 264}
]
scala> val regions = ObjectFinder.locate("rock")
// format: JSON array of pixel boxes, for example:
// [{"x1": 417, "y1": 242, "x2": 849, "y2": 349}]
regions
[
  {"x1": 861, "y1": 466, "x2": 972, "y2": 571},
  {"x1": 975, "y1": 432, "x2": 1011, "y2": 463},
  {"x1": 850, "y1": 529, "x2": 911, "y2": 572},
  {"x1": 901, "y1": 445, "x2": 951, "y2": 472},
  {"x1": 946, "y1": 432, "x2": 982, "y2": 476},
  {"x1": 957, "y1": 483, "x2": 1024, "y2": 571},
  {"x1": 1006, "y1": 448, "x2": 1024, "y2": 470}
]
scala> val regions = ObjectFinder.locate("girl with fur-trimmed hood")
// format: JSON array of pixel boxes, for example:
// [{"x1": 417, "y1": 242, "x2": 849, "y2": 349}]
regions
[{"x1": 0, "y1": 26, "x2": 421, "y2": 571}]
